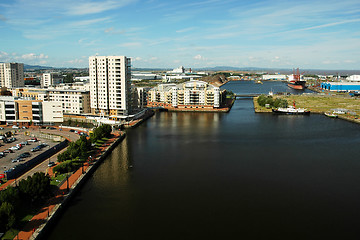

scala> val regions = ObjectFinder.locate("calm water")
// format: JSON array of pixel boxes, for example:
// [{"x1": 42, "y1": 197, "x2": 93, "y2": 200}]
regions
[{"x1": 46, "y1": 81, "x2": 360, "y2": 239}]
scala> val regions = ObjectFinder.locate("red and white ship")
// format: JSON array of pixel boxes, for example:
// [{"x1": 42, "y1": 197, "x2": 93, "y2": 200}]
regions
[{"x1": 288, "y1": 68, "x2": 306, "y2": 90}]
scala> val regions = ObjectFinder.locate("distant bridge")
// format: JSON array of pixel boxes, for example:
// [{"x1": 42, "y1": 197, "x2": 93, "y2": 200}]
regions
[{"x1": 234, "y1": 94, "x2": 261, "y2": 99}]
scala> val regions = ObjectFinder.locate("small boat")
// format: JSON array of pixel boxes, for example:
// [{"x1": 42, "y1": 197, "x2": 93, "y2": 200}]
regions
[
  {"x1": 324, "y1": 112, "x2": 338, "y2": 118},
  {"x1": 255, "y1": 80, "x2": 263, "y2": 84}
]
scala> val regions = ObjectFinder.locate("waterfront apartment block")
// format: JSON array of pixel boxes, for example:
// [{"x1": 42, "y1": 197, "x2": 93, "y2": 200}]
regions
[
  {"x1": 147, "y1": 80, "x2": 224, "y2": 110},
  {"x1": 42, "y1": 72, "x2": 63, "y2": 87},
  {"x1": 89, "y1": 56, "x2": 131, "y2": 117},
  {"x1": 0, "y1": 62, "x2": 25, "y2": 88},
  {"x1": 12, "y1": 88, "x2": 90, "y2": 114}
]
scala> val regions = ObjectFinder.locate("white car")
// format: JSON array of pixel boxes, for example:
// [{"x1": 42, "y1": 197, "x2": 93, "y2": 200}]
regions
[
  {"x1": 12, "y1": 125, "x2": 19, "y2": 129},
  {"x1": 9, "y1": 146, "x2": 19, "y2": 151}
]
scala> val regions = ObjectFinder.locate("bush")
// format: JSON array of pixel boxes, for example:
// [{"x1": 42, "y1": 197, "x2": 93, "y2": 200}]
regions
[
  {"x1": 53, "y1": 160, "x2": 82, "y2": 175},
  {"x1": 257, "y1": 95, "x2": 288, "y2": 108}
]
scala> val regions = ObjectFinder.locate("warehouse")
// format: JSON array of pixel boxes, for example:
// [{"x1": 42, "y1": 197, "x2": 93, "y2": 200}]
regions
[{"x1": 320, "y1": 82, "x2": 360, "y2": 92}]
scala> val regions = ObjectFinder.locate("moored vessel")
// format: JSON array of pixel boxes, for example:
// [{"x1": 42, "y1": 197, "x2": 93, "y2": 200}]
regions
[
  {"x1": 272, "y1": 106, "x2": 310, "y2": 115},
  {"x1": 324, "y1": 112, "x2": 338, "y2": 118},
  {"x1": 288, "y1": 68, "x2": 306, "y2": 90},
  {"x1": 272, "y1": 101, "x2": 310, "y2": 115}
]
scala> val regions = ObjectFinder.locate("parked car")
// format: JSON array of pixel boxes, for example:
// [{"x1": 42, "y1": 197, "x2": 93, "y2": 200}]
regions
[
  {"x1": 27, "y1": 137, "x2": 37, "y2": 142},
  {"x1": 20, "y1": 141, "x2": 28, "y2": 145},
  {"x1": 12, "y1": 125, "x2": 19, "y2": 129},
  {"x1": 3, "y1": 149, "x2": 13, "y2": 153},
  {"x1": 0, "y1": 127, "x2": 4, "y2": 130},
  {"x1": 9, "y1": 146, "x2": 19, "y2": 151},
  {"x1": 5, "y1": 137, "x2": 16, "y2": 143},
  {"x1": 12, "y1": 157, "x2": 24, "y2": 163},
  {"x1": 69, "y1": 129, "x2": 75, "y2": 132},
  {"x1": 48, "y1": 161, "x2": 55, "y2": 167},
  {"x1": 22, "y1": 126, "x2": 28, "y2": 129},
  {"x1": 31, "y1": 147, "x2": 40, "y2": 152},
  {"x1": 19, "y1": 152, "x2": 30, "y2": 158}
]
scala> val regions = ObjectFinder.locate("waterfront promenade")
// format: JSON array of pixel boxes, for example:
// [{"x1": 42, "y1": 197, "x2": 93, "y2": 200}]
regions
[{"x1": 13, "y1": 132, "x2": 125, "y2": 240}]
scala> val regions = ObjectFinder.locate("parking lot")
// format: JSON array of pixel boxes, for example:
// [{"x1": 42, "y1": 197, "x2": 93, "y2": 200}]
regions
[{"x1": 0, "y1": 127, "x2": 60, "y2": 175}]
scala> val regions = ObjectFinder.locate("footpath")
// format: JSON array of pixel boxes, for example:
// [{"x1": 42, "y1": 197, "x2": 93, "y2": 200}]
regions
[{"x1": 13, "y1": 132, "x2": 124, "y2": 240}]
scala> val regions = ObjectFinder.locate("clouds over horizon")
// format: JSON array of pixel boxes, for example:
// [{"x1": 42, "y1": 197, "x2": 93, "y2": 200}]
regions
[{"x1": 0, "y1": 0, "x2": 359, "y2": 69}]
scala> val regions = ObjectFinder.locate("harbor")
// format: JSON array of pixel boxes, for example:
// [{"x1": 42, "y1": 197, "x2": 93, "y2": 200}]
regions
[{"x1": 43, "y1": 80, "x2": 360, "y2": 239}]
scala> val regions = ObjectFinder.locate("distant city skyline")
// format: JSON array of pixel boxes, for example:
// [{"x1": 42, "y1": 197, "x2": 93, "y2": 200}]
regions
[{"x1": 0, "y1": 0, "x2": 359, "y2": 70}]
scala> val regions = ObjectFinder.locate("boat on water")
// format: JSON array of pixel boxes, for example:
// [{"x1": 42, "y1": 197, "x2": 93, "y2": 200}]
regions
[
  {"x1": 272, "y1": 106, "x2": 310, "y2": 115},
  {"x1": 324, "y1": 112, "x2": 338, "y2": 118},
  {"x1": 272, "y1": 101, "x2": 310, "y2": 115},
  {"x1": 288, "y1": 68, "x2": 306, "y2": 90}
]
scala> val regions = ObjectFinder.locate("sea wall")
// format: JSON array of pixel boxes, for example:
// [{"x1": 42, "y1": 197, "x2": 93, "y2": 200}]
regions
[{"x1": 34, "y1": 133, "x2": 126, "y2": 240}]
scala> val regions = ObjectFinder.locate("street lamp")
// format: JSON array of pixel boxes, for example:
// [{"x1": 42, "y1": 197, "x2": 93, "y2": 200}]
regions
[{"x1": 66, "y1": 173, "x2": 69, "y2": 192}]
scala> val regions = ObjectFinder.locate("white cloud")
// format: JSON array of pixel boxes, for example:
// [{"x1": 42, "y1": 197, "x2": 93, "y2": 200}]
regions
[
  {"x1": 119, "y1": 42, "x2": 142, "y2": 48},
  {"x1": 20, "y1": 53, "x2": 48, "y2": 60},
  {"x1": 66, "y1": 58, "x2": 85, "y2": 66},
  {"x1": 194, "y1": 54, "x2": 206, "y2": 60},
  {"x1": 176, "y1": 27, "x2": 196, "y2": 33},
  {"x1": 66, "y1": 0, "x2": 136, "y2": 15}
]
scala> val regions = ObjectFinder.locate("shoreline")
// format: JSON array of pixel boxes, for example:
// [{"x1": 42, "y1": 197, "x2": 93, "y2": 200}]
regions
[
  {"x1": 14, "y1": 132, "x2": 126, "y2": 240},
  {"x1": 253, "y1": 96, "x2": 360, "y2": 125}
]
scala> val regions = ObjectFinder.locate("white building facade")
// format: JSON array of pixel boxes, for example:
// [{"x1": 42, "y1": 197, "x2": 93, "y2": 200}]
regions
[
  {"x1": 0, "y1": 63, "x2": 24, "y2": 88},
  {"x1": 89, "y1": 56, "x2": 131, "y2": 116},
  {"x1": 42, "y1": 73, "x2": 63, "y2": 87},
  {"x1": 147, "y1": 80, "x2": 223, "y2": 109}
]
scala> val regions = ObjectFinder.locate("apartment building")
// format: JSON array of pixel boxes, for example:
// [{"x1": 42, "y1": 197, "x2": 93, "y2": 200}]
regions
[
  {"x1": 0, "y1": 63, "x2": 25, "y2": 88},
  {"x1": 42, "y1": 72, "x2": 63, "y2": 87},
  {"x1": 0, "y1": 96, "x2": 63, "y2": 124},
  {"x1": 12, "y1": 87, "x2": 90, "y2": 114},
  {"x1": 89, "y1": 56, "x2": 131, "y2": 117},
  {"x1": 147, "y1": 80, "x2": 224, "y2": 109}
]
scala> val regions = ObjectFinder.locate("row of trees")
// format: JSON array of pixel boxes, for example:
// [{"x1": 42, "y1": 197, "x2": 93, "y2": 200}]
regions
[
  {"x1": 54, "y1": 124, "x2": 112, "y2": 175},
  {"x1": 0, "y1": 173, "x2": 51, "y2": 232},
  {"x1": 257, "y1": 94, "x2": 288, "y2": 108},
  {"x1": 90, "y1": 124, "x2": 112, "y2": 142}
]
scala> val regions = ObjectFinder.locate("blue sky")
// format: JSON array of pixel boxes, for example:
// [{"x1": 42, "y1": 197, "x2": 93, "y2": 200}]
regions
[{"x1": 0, "y1": 0, "x2": 359, "y2": 69}]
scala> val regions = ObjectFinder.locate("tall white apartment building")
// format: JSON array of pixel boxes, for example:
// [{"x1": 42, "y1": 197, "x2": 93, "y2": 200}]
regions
[
  {"x1": 0, "y1": 63, "x2": 24, "y2": 88},
  {"x1": 89, "y1": 56, "x2": 131, "y2": 116},
  {"x1": 42, "y1": 72, "x2": 63, "y2": 87}
]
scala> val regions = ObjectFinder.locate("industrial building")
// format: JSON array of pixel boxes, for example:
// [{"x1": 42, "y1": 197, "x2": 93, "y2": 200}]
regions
[
  {"x1": 320, "y1": 82, "x2": 360, "y2": 92},
  {"x1": 262, "y1": 74, "x2": 287, "y2": 80}
]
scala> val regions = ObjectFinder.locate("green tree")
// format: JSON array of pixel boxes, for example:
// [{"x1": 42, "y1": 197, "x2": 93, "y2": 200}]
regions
[{"x1": 0, "y1": 202, "x2": 16, "y2": 231}]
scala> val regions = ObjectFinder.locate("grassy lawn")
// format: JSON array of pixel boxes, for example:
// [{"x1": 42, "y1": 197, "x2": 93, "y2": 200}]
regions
[
  {"x1": 285, "y1": 95, "x2": 360, "y2": 115},
  {"x1": 95, "y1": 137, "x2": 110, "y2": 147},
  {"x1": 50, "y1": 173, "x2": 67, "y2": 186},
  {"x1": 3, "y1": 207, "x2": 41, "y2": 239},
  {"x1": 253, "y1": 97, "x2": 272, "y2": 112}
]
